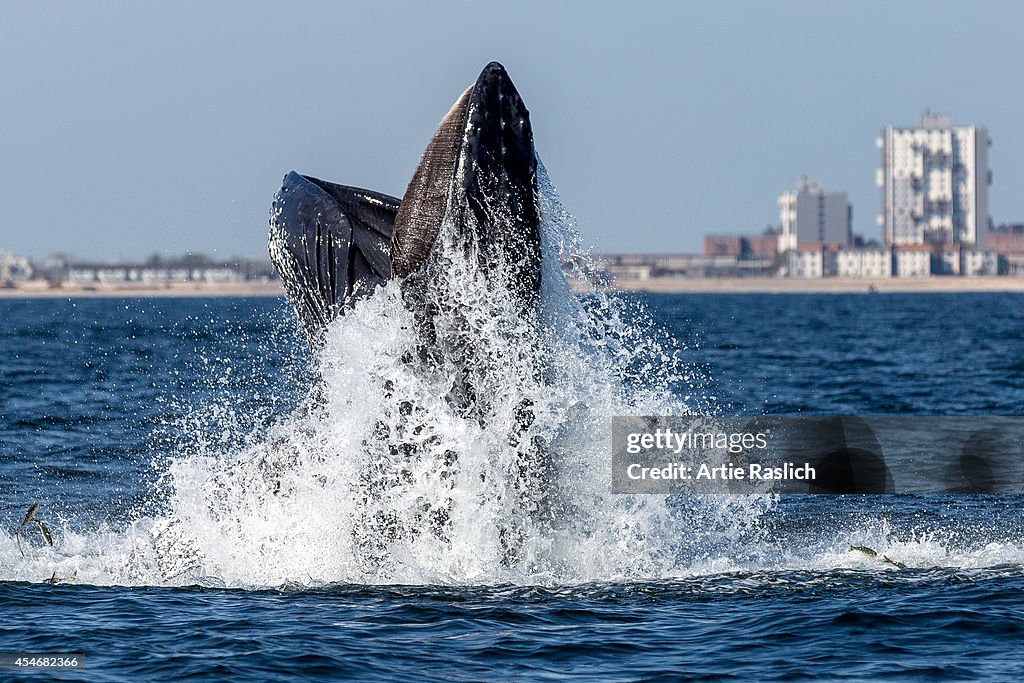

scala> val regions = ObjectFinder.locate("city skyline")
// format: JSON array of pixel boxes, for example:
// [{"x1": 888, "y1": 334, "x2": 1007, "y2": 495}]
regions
[{"x1": 2, "y1": 1, "x2": 1023, "y2": 261}]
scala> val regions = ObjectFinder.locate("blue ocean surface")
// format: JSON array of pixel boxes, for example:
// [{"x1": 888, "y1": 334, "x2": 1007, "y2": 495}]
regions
[{"x1": 2, "y1": 293, "x2": 1023, "y2": 681}]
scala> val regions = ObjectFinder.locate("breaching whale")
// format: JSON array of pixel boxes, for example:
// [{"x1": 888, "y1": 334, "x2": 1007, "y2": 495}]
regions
[
  {"x1": 268, "y1": 61, "x2": 543, "y2": 350},
  {"x1": 268, "y1": 62, "x2": 551, "y2": 563}
]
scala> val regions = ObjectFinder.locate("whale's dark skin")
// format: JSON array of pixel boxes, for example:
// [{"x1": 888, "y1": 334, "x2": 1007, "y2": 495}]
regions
[
  {"x1": 269, "y1": 62, "x2": 542, "y2": 349},
  {"x1": 269, "y1": 175, "x2": 398, "y2": 347}
]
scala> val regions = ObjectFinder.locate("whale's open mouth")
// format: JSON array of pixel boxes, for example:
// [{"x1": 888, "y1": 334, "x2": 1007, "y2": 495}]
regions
[{"x1": 269, "y1": 61, "x2": 541, "y2": 350}]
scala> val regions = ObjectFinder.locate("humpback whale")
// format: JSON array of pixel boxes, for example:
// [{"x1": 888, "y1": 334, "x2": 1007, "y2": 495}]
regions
[
  {"x1": 269, "y1": 61, "x2": 542, "y2": 350},
  {"x1": 268, "y1": 62, "x2": 550, "y2": 562}
]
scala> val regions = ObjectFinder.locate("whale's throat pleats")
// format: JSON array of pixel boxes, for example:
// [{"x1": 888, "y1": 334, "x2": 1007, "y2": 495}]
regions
[
  {"x1": 390, "y1": 85, "x2": 473, "y2": 279},
  {"x1": 391, "y1": 62, "x2": 542, "y2": 304}
]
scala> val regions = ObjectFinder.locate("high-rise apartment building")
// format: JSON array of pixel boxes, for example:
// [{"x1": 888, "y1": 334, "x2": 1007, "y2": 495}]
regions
[
  {"x1": 777, "y1": 178, "x2": 852, "y2": 252},
  {"x1": 877, "y1": 111, "x2": 991, "y2": 247}
]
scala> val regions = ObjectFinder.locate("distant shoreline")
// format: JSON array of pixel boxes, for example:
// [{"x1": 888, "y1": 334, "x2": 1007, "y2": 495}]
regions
[
  {"x1": 607, "y1": 276, "x2": 1024, "y2": 294},
  {"x1": 0, "y1": 281, "x2": 285, "y2": 298},
  {"x1": 6, "y1": 276, "x2": 1024, "y2": 299}
]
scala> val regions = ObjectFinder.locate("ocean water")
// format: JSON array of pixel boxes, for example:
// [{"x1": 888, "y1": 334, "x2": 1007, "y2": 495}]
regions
[{"x1": 2, "y1": 291, "x2": 1024, "y2": 680}]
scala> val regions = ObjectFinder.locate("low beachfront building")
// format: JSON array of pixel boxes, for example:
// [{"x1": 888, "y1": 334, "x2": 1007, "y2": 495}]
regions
[
  {"x1": 599, "y1": 253, "x2": 776, "y2": 281},
  {"x1": 786, "y1": 249, "x2": 821, "y2": 278},
  {"x1": 786, "y1": 244, "x2": 839, "y2": 278},
  {"x1": 67, "y1": 263, "x2": 247, "y2": 285},
  {"x1": 607, "y1": 264, "x2": 653, "y2": 283},
  {"x1": 988, "y1": 223, "x2": 1024, "y2": 255},
  {"x1": 703, "y1": 236, "x2": 742, "y2": 257},
  {"x1": 961, "y1": 250, "x2": 999, "y2": 276},
  {"x1": 895, "y1": 248, "x2": 932, "y2": 277},
  {"x1": 836, "y1": 249, "x2": 892, "y2": 278},
  {"x1": 703, "y1": 229, "x2": 781, "y2": 260},
  {"x1": 0, "y1": 251, "x2": 33, "y2": 284}
]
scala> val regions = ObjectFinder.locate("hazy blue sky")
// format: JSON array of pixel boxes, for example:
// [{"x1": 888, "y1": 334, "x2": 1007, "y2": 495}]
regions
[{"x1": 2, "y1": 1, "x2": 1022, "y2": 260}]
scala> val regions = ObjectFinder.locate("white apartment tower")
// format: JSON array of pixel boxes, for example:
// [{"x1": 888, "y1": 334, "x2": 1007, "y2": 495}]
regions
[
  {"x1": 778, "y1": 177, "x2": 852, "y2": 251},
  {"x1": 877, "y1": 111, "x2": 991, "y2": 247}
]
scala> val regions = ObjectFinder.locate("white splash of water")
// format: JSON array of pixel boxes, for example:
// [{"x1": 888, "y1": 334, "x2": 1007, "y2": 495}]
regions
[
  {"x1": 0, "y1": 163, "x2": 713, "y2": 587},
  {"x1": 5, "y1": 166, "x2": 1022, "y2": 588}
]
